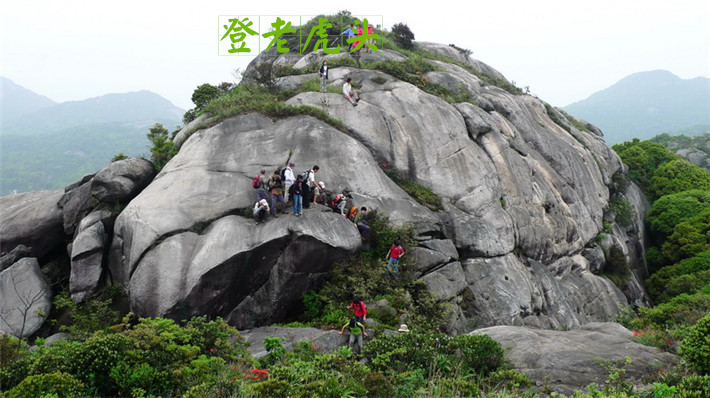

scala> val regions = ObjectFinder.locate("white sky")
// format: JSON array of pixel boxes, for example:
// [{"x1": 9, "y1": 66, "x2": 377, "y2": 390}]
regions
[{"x1": 1, "y1": 0, "x2": 708, "y2": 111}]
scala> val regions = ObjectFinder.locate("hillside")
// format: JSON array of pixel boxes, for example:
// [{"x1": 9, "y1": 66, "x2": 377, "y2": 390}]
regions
[
  {"x1": 564, "y1": 70, "x2": 710, "y2": 144},
  {"x1": 0, "y1": 76, "x2": 56, "y2": 121},
  {"x1": 0, "y1": 90, "x2": 183, "y2": 195}
]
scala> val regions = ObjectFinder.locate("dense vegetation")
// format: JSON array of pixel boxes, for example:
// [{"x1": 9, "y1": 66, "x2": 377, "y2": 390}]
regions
[{"x1": 611, "y1": 137, "x2": 710, "y2": 394}]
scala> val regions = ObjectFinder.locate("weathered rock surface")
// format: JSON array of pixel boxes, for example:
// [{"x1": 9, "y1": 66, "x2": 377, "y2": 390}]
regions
[
  {"x1": 0, "y1": 244, "x2": 32, "y2": 272},
  {"x1": 474, "y1": 323, "x2": 678, "y2": 396},
  {"x1": 91, "y1": 158, "x2": 156, "y2": 203},
  {"x1": 0, "y1": 190, "x2": 65, "y2": 258},
  {"x1": 240, "y1": 326, "x2": 375, "y2": 358},
  {"x1": 70, "y1": 210, "x2": 113, "y2": 303},
  {"x1": 0, "y1": 258, "x2": 52, "y2": 338}
]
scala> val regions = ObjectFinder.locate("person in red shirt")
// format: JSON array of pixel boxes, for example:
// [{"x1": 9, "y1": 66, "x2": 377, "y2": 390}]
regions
[
  {"x1": 385, "y1": 240, "x2": 405, "y2": 277},
  {"x1": 348, "y1": 298, "x2": 367, "y2": 323}
]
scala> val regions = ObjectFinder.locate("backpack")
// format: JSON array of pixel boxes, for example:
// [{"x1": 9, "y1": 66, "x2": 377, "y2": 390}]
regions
[
  {"x1": 301, "y1": 170, "x2": 312, "y2": 185},
  {"x1": 280, "y1": 167, "x2": 288, "y2": 182},
  {"x1": 251, "y1": 175, "x2": 261, "y2": 189},
  {"x1": 347, "y1": 206, "x2": 358, "y2": 221},
  {"x1": 331, "y1": 194, "x2": 343, "y2": 210}
]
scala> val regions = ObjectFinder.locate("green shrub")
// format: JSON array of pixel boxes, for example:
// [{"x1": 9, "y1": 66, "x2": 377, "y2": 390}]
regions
[
  {"x1": 111, "y1": 153, "x2": 128, "y2": 162},
  {"x1": 146, "y1": 123, "x2": 177, "y2": 172},
  {"x1": 609, "y1": 197, "x2": 635, "y2": 227},
  {"x1": 680, "y1": 314, "x2": 710, "y2": 375},
  {"x1": 371, "y1": 76, "x2": 388, "y2": 85},
  {"x1": 661, "y1": 208, "x2": 710, "y2": 264},
  {"x1": 677, "y1": 375, "x2": 710, "y2": 397},
  {"x1": 648, "y1": 190, "x2": 710, "y2": 238},
  {"x1": 383, "y1": 168, "x2": 442, "y2": 210},
  {"x1": 647, "y1": 251, "x2": 710, "y2": 303},
  {"x1": 8, "y1": 372, "x2": 85, "y2": 398},
  {"x1": 612, "y1": 139, "x2": 680, "y2": 194},
  {"x1": 53, "y1": 287, "x2": 124, "y2": 340},
  {"x1": 634, "y1": 290, "x2": 710, "y2": 334},
  {"x1": 650, "y1": 159, "x2": 710, "y2": 199},
  {"x1": 364, "y1": 332, "x2": 504, "y2": 378}
]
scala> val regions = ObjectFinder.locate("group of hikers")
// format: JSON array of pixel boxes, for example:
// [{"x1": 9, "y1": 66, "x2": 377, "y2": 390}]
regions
[
  {"x1": 251, "y1": 163, "x2": 369, "y2": 236},
  {"x1": 340, "y1": 297, "x2": 413, "y2": 354}
]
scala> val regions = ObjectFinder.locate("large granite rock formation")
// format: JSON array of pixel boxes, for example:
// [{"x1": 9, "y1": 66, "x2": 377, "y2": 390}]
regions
[
  {"x1": 2, "y1": 42, "x2": 650, "y2": 336},
  {"x1": 474, "y1": 322, "x2": 678, "y2": 395}
]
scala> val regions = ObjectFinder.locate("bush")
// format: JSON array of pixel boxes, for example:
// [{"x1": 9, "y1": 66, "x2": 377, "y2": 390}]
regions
[
  {"x1": 680, "y1": 314, "x2": 710, "y2": 375},
  {"x1": 646, "y1": 251, "x2": 710, "y2": 303},
  {"x1": 650, "y1": 159, "x2": 710, "y2": 199},
  {"x1": 390, "y1": 23, "x2": 415, "y2": 50},
  {"x1": 661, "y1": 208, "x2": 710, "y2": 264},
  {"x1": 382, "y1": 167, "x2": 442, "y2": 211},
  {"x1": 609, "y1": 197, "x2": 635, "y2": 227},
  {"x1": 146, "y1": 123, "x2": 177, "y2": 172},
  {"x1": 8, "y1": 372, "x2": 85, "y2": 398},
  {"x1": 363, "y1": 332, "x2": 504, "y2": 377},
  {"x1": 648, "y1": 190, "x2": 710, "y2": 238}
]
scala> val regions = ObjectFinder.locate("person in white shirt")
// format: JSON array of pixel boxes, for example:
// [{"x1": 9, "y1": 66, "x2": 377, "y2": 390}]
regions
[
  {"x1": 283, "y1": 162, "x2": 295, "y2": 203},
  {"x1": 343, "y1": 78, "x2": 360, "y2": 106}
]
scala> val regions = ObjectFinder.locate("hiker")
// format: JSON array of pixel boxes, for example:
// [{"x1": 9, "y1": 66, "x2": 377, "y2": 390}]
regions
[
  {"x1": 353, "y1": 206, "x2": 369, "y2": 237},
  {"x1": 341, "y1": 24, "x2": 356, "y2": 52},
  {"x1": 302, "y1": 165, "x2": 321, "y2": 207},
  {"x1": 385, "y1": 240, "x2": 405, "y2": 277},
  {"x1": 253, "y1": 199, "x2": 270, "y2": 224},
  {"x1": 289, "y1": 174, "x2": 304, "y2": 216},
  {"x1": 269, "y1": 169, "x2": 287, "y2": 217},
  {"x1": 313, "y1": 181, "x2": 326, "y2": 205},
  {"x1": 319, "y1": 61, "x2": 329, "y2": 93},
  {"x1": 351, "y1": 23, "x2": 361, "y2": 54},
  {"x1": 340, "y1": 193, "x2": 355, "y2": 218},
  {"x1": 348, "y1": 297, "x2": 367, "y2": 323},
  {"x1": 343, "y1": 78, "x2": 360, "y2": 106},
  {"x1": 339, "y1": 317, "x2": 368, "y2": 354},
  {"x1": 252, "y1": 169, "x2": 270, "y2": 202},
  {"x1": 283, "y1": 162, "x2": 296, "y2": 203},
  {"x1": 365, "y1": 24, "x2": 375, "y2": 53}
]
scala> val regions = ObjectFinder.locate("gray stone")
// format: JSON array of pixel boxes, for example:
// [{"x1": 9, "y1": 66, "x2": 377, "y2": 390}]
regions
[
  {"x1": 70, "y1": 210, "x2": 113, "y2": 303},
  {"x1": 44, "y1": 332, "x2": 69, "y2": 346},
  {"x1": 419, "y1": 239, "x2": 459, "y2": 261},
  {"x1": 0, "y1": 190, "x2": 65, "y2": 258},
  {"x1": 421, "y1": 261, "x2": 467, "y2": 301},
  {"x1": 0, "y1": 258, "x2": 51, "y2": 338},
  {"x1": 0, "y1": 244, "x2": 32, "y2": 272},
  {"x1": 58, "y1": 181, "x2": 94, "y2": 236},
  {"x1": 461, "y1": 254, "x2": 627, "y2": 329},
  {"x1": 91, "y1": 158, "x2": 156, "y2": 203},
  {"x1": 473, "y1": 323, "x2": 678, "y2": 396},
  {"x1": 411, "y1": 247, "x2": 450, "y2": 275}
]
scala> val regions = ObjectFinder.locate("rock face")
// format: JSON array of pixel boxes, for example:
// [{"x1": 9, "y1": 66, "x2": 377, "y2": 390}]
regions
[
  {"x1": 240, "y1": 326, "x2": 375, "y2": 358},
  {"x1": 1, "y1": 41, "x2": 651, "y2": 335},
  {"x1": 474, "y1": 323, "x2": 678, "y2": 395},
  {"x1": 0, "y1": 190, "x2": 65, "y2": 258},
  {"x1": 0, "y1": 258, "x2": 52, "y2": 338}
]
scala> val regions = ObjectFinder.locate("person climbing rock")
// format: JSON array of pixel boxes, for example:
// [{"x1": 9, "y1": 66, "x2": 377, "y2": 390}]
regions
[
  {"x1": 253, "y1": 199, "x2": 270, "y2": 224},
  {"x1": 254, "y1": 169, "x2": 270, "y2": 203},
  {"x1": 289, "y1": 174, "x2": 304, "y2": 216},
  {"x1": 353, "y1": 207, "x2": 370, "y2": 238},
  {"x1": 269, "y1": 169, "x2": 287, "y2": 216},
  {"x1": 343, "y1": 78, "x2": 360, "y2": 106},
  {"x1": 348, "y1": 297, "x2": 367, "y2": 323},
  {"x1": 303, "y1": 165, "x2": 321, "y2": 206},
  {"x1": 339, "y1": 317, "x2": 368, "y2": 354},
  {"x1": 385, "y1": 240, "x2": 405, "y2": 277}
]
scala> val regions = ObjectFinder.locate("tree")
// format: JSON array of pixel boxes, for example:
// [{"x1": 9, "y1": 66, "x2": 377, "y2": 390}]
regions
[
  {"x1": 391, "y1": 23, "x2": 415, "y2": 50},
  {"x1": 650, "y1": 159, "x2": 710, "y2": 199},
  {"x1": 680, "y1": 313, "x2": 710, "y2": 375},
  {"x1": 191, "y1": 83, "x2": 221, "y2": 111},
  {"x1": 648, "y1": 190, "x2": 710, "y2": 238},
  {"x1": 146, "y1": 123, "x2": 176, "y2": 172},
  {"x1": 661, "y1": 208, "x2": 710, "y2": 264}
]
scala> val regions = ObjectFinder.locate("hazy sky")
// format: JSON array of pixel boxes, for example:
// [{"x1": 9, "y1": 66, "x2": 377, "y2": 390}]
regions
[{"x1": 1, "y1": 0, "x2": 708, "y2": 111}]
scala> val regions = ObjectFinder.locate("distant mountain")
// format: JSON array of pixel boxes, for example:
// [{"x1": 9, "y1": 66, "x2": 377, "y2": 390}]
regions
[
  {"x1": 0, "y1": 77, "x2": 56, "y2": 121},
  {"x1": 563, "y1": 70, "x2": 710, "y2": 144},
  {"x1": 1, "y1": 89, "x2": 184, "y2": 195},
  {"x1": 1, "y1": 90, "x2": 184, "y2": 136}
]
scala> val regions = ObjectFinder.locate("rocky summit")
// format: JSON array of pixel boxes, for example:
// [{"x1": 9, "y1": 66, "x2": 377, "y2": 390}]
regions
[{"x1": 2, "y1": 42, "x2": 649, "y2": 339}]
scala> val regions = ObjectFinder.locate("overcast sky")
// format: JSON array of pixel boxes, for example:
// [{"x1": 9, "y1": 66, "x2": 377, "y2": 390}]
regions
[{"x1": 2, "y1": 0, "x2": 708, "y2": 111}]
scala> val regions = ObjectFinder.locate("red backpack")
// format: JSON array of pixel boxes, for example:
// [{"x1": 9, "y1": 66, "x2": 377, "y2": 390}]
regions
[{"x1": 251, "y1": 175, "x2": 262, "y2": 189}]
